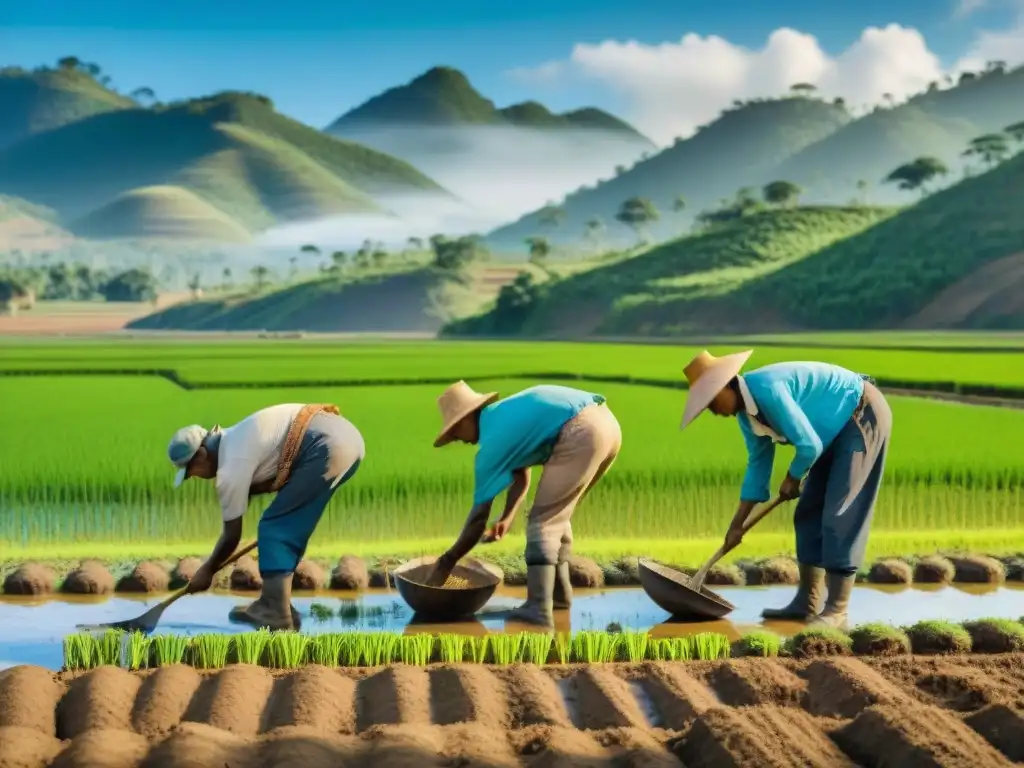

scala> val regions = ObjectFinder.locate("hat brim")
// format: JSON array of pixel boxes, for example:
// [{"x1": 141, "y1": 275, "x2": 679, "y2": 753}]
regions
[
  {"x1": 434, "y1": 392, "x2": 499, "y2": 447},
  {"x1": 173, "y1": 466, "x2": 188, "y2": 488},
  {"x1": 679, "y1": 350, "x2": 753, "y2": 430}
]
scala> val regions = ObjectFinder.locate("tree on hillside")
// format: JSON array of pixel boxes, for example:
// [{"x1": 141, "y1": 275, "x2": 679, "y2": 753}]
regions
[
  {"x1": 763, "y1": 180, "x2": 803, "y2": 207},
  {"x1": 1006, "y1": 121, "x2": 1024, "y2": 144},
  {"x1": 131, "y1": 87, "x2": 156, "y2": 105},
  {"x1": 288, "y1": 256, "x2": 298, "y2": 279},
  {"x1": 430, "y1": 234, "x2": 484, "y2": 272},
  {"x1": 673, "y1": 196, "x2": 686, "y2": 214},
  {"x1": 331, "y1": 251, "x2": 347, "y2": 272},
  {"x1": 538, "y1": 205, "x2": 565, "y2": 230},
  {"x1": 790, "y1": 83, "x2": 817, "y2": 96},
  {"x1": 251, "y1": 265, "x2": 270, "y2": 290},
  {"x1": 221, "y1": 267, "x2": 233, "y2": 291},
  {"x1": 883, "y1": 156, "x2": 949, "y2": 196},
  {"x1": 615, "y1": 197, "x2": 659, "y2": 245},
  {"x1": 525, "y1": 236, "x2": 551, "y2": 270},
  {"x1": 300, "y1": 244, "x2": 320, "y2": 256},
  {"x1": 372, "y1": 247, "x2": 388, "y2": 268},
  {"x1": 57, "y1": 56, "x2": 82, "y2": 71},
  {"x1": 855, "y1": 179, "x2": 869, "y2": 205},
  {"x1": 492, "y1": 271, "x2": 542, "y2": 333},
  {"x1": 187, "y1": 272, "x2": 202, "y2": 300},
  {"x1": 584, "y1": 218, "x2": 605, "y2": 249},
  {"x1": 99, "y1": 269, "x2": 157, "y2": 302},
  {"x1": 407, "y1": 236, "x2": 424, "y2": 251},
  {"x1": 963, "y1": 133, "x2": 1011, "y2": 167}
]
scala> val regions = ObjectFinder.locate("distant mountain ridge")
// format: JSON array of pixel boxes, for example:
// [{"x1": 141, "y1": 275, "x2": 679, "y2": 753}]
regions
[{"x1": 326, "y1": 66, "x2": 653, "y2": 145}]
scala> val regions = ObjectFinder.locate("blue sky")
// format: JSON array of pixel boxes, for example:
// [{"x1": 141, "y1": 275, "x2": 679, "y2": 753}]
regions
[{"x1": 1, "y1": 0, "x2": 1016, "y2": 130}]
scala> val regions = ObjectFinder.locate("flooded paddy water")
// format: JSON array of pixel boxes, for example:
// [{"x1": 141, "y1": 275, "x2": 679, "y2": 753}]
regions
[{"x1": 3, "y1": 581, "x2": 1023, "y2": 670}]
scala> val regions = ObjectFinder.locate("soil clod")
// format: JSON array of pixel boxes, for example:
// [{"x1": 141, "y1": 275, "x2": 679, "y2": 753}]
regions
[
  {"x1": 117, "y1": 561, "x2": 170, "y2": 593},
  {"x1": 61, "y1": 560, "x2": 114, "y2": 595},
  {"x1": 2, "y1": 563, "x2": 58, "y2": 595},
  {"x1": 330, "y1": 555, "x2": 369, "y2": 590}
]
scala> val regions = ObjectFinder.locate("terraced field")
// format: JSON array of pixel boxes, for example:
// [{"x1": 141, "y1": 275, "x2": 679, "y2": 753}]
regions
[{"x1": 2, "y1": 655, "x2": 1022, "y2": 766}]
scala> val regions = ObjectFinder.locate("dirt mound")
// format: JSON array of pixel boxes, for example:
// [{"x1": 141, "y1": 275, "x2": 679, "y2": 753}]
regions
[
  {"x1": 130, "y1": 665, "x2": 203, "y2": 740},
  {"x1": 51, "y1": 728, "x2": 149, "y2": 768},
  {"x1": 356, "y1": 666, "x2": 431, "y2": 732},
  {"x1": 230, "y1": 556, "x2": 262, "y2": 591},
  {"x1": 261, "y1": 666, "x2": 357, "y2": 734},
  {"x1": 2, "y1": 563, "x2": 57, "y2": 595},
  {"x1": 914, "y1": 555, "x2": 956, "y2": 584},
  {"x1": 965, "y1": 704, "x2": 1024, "y2": 761},
  {"x1": 951, "y1": 555, "x2": 1006, "y2": 584},
  {"x1": 512, "y1": 724, "x2": 617, "y2": 767},
  {"x1": 675, "y1": 705, "x2": 853, "y2": 767},
  {"x1": 562, "y1": 667, "x2": 649, "y2": 730},
  {"x1": 0, "y1": 665, "x2": 64, "y2": 735},
  {"x1": 916, "y1": 662, "x2": 1017, "y2": 711},
  {"x1": 182, "y1": 664, "x2": 273, "y2": 736},
  {"x1": 804, "y1": 658, "x2": 912, "y2": 719},
  {"x1": 330, "y1": 555, "x2": 369, "y2": 590},
  {"x1": 169, "y1": 558, "x2": 201, "y2": 588},
  {"x1": 567, "y1": 556, "x2": 604, "y2": 588},
  {"x1": 490, "y1": 665, "x2": 571, "y2": 728},
  {"x1": 708, "y1": 659, "x2": 807, "y2": 707},
  {"x1": 58, "y1": 665, "x2": 141, "y2": 739},
  {"x1": 429, "y1": 664, "x2": 510, "y2": 728},
  {"x1": 833, "y1": 703, "x2": 1014, "y2": 766},
  {"x1": 632, "y1": 663, "x2": 717, "y2": 730},
  {"x1": 140, "y1": 721, "x2": 257, "y2": 768},
  {"x1": 0, "y1": 725, "x2": 63, "y2": 768},
  {"x1": 292, "y1": 560, "x2": 325, "y2": 591},
  {"x1": 61, "y1": 560, "x2": 115, "y2": 595},
  {"x1": 867, "y1": 558, "x2": 913, "y2": 584},
  {"x1": 743, "y1": 557, "x2": 799, "y2": 585},
  {"x1": 257, "y1": 725, "x2": 361, "y2": 767},
  {"x1": 117, "y1": 561, "x2": 170, "y2": 593}
]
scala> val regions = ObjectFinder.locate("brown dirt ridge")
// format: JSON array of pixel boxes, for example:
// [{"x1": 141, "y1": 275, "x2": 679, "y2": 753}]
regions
[
  {"x1": 1, "y1": 552, "x2": 1019, "y2": 595},
  {"x1": 1, "y1": 655, "x2": 1023, "y2": 766}
]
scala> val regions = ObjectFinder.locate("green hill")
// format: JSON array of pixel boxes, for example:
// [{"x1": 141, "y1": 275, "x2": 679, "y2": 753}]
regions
[
  {"x1": 69, "y1": 185, "x2": 252, "y2": 242},
  {"x1": 484, "y1": 96, "x2": 852, "y2": 249},
  {"x1": 326, "y1": 66, "x2": 653, "y2": 144},
  {"x1": 126, "y1": 264, "x2": 536, "y2": 333},
  {"x1": 448, "y1": 206, "x2": 893, "y2": 336},
  {"x1": 774, "y1": 65, "x2": 1024, "y2": 204},
  {"x1": 0, "y1": 66, "x2": 134, "y2": 149},
  {"x1": 0, "y1": 91, "x2": 449, "y2": 235}
]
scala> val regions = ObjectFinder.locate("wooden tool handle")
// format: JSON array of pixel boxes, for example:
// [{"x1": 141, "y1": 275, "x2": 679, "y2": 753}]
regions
[
  {"x1": 692, "y1": 497, "x2": 786, "y2": 584},
  {"x1": 162, "y1": 540, "x2": 258, "y2": 608}
]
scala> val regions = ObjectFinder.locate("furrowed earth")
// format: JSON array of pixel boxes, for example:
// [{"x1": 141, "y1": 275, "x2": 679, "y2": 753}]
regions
[{"x1": 2, "y1": 655, "x2": 1023, "y2": 767}]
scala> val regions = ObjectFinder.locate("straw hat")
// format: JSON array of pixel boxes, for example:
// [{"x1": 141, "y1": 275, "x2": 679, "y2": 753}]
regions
[
  {"x1": 434, "y1": 380, "x2": 500, "y2": 447},
  {"x1": 679, "y1": 349, "x2": 754, "y2": 430}
]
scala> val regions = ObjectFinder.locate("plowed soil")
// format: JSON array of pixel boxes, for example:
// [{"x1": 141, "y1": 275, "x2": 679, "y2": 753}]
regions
[{"x1": 1, "y1": 655, "x2": 1023, "y2": 767}]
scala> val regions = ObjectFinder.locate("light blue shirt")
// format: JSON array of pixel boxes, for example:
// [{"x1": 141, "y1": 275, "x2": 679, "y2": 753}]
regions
[
  {"x1": 737, "y1": 362, "x2": 865, "y2": 502},
  {"x1": 473, "y1": 385, "x2": 605, "y2": 505}
]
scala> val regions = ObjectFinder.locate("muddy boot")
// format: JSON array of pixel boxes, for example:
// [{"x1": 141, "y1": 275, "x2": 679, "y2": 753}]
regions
[
  {"x1": 761, "y1": 563, "x2": 825, "y2": 621},
  {"x1": 507, "y1": 564, "x2": 555, "y2": 627},
  {"x1": 553, "y1": 561, "x2": 573, "y2": 610},
  {"x1": 228, "y1": 573, "x2": 295, "y2": 631},
  {"x1": 807, "y1": 572, "x2": 854, "y2": 630}
]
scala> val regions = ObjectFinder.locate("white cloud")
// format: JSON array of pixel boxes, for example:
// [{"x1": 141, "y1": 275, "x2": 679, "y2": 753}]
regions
[
  {"x1": 954, "y1": 8, "x2": 1024, "y2": 71},
  {"x1": 508, "y1": 24, "x2": 969, "y2": 146},
  {"x1": 954, "y1": 0, "x2": 988, "y2": 18}
]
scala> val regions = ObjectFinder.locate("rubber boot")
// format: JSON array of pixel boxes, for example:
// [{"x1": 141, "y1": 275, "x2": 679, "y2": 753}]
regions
[
  {"x1": 760, "y1": 564, "x2": 825, "y2": 621},
  {"x1": 507, "y1": 564, "x2": 555, "y2": 627},
  {"x1": 228, "y1": 573, "x2": 296, "y2": 631},
  {"x1": 807, "y1": 572, "x2": 855, "y2": 630},
  {"x1": 553, "y1": 561, "x2": 573, "y2": 610}
]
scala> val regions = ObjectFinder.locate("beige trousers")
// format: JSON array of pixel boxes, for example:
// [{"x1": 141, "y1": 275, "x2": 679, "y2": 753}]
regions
[{"x1": 524, "y1": 403, "x2": 623, "y2": 565}]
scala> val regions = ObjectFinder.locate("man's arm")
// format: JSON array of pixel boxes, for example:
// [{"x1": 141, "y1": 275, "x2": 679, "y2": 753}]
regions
[
  {"x1": 441, "y1": 499, "x2": 494, "y2": 565},
  {"x1": 495, "y1": 467, "x2": 531, "y2": 526},
  {"x1": 205, "y1": 517, "x2": 244, "y2": 570}
]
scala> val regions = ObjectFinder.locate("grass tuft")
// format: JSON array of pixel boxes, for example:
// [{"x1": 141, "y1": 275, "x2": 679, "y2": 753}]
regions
[
  {"x1": 849, "y1": 623, "x2": 911, "y2": 656},
  {"x1": 786, "y1": 626, "x2": 854, "y2": 658},
  {"x1": 905, "y1": 620, "x2": 973, "y2": 655},
  {"x1": 961, "y1": 618, "x2": 1024, "y2": 653},
  {"x1": 732, "y1": 630, "x2": 782, "y2": 658}
]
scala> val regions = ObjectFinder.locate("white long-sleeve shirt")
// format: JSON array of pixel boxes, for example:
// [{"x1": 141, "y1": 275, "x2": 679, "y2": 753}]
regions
[{"x1": 215, "y1": 404, "x2": 306, "y2": 522}]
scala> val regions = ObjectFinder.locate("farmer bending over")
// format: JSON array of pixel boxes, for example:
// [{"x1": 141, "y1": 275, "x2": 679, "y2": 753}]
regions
[
  {"x1": 427, "y1": 382, "x2": 621, "y2": 627},
  {"x1": 679, "y1": 351, "x2": 892, "y2": 630},
  {"x1": 167, "y1": 403, "x2": 364, "y2": 630}
]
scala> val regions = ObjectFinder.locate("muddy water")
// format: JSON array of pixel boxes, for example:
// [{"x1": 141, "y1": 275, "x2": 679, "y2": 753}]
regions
[{"x1": 2, "y1": 582, "x2": 1022, "y2": 670}]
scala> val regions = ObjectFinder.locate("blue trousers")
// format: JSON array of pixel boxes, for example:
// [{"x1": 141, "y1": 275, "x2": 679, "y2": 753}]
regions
[
  {"x1": 257, "y1": 413, "x2": 363, "y2": 576},
  {"x1": 793, "y1": 391, "x2": 891, "y2": 574}
]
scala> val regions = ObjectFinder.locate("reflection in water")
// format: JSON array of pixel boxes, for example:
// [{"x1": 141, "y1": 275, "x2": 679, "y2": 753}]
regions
[{"x1": 1, "y1": 583, "x2": 1022, "y2": 671}]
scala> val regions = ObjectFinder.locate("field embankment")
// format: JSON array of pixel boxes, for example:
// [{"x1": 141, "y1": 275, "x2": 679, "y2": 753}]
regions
[{"x1": 1, "y1": 653, "x2": 1022, "y2": 766}]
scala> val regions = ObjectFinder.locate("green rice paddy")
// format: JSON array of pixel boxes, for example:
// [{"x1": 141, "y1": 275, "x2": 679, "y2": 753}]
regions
[{"x1": 1, "y1": 339, "x2": 1021, "y2": 564}]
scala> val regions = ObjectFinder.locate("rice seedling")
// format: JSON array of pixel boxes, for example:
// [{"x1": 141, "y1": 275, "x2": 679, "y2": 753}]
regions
[
  {"x1": 265, "y1": 632, "x2": 310, "y2": 669},
  {"x1": 522, "y1": 632, "x2": 554, "y2": 664},
  {"x1": 552, "y1": 633, "x2": 570, "y2": 664},
  {"x1": 63, "y1": 633, "x2": 96, "y2": 670},
  {"x1": 308, "y1": 603, "x2": 335, "y2": 622},
  {"x1": 437, "y1": 633, "x2": 467, "y2": 663},
  {"x1": 691, "y1": 632, "x2": 731, "y2": 660},
  {"x1": 190, "y1": 634, "x2": 231, "y2": 669},
  {"x1": 399, "y1": 634, "x2": 435, "y2": 665},
  {"x1": 339, "y1": 633, "x2": 364, "y2": 666},
  {"x1": 571, "y1": 630, "x2": 621, "y2": 663},
  {"x1": 95, "y1": 630, "x2": 125, "y2": 666},
  {"x1": 152, "y1": 634, "x2": 190, "y2": 666},
  {"x1": 465, "y1": 635, "x2": 489, "y2": 664},
  {"x1": 620, "y1": 630, "x2": 649, "y2": 662},
  {"x1": 309, "y1": 633, "x2": 346, "y2": 667},
  {"x1": 232, "y1": 629, "x2": 271, "y2": 665},
  {"x1": 362, "y1": 633, "x2": 399, "y2": 666},
  {"x1": 125, "y1": 631, "x2": 152, "y2": 670},
  {"x1": 488, "y1": 633, "x2": 526, "y2": 665},
  {"x1": 732, "y1": 630, "x2": 782, "y2": 657}
]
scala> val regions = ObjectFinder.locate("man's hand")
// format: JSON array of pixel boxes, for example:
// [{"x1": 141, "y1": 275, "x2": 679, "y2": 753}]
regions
[
  {"x1": 185, "y1": 563, "x2": 215, "y2": 594},
  {"x1": 482, "y1": 518, "x2": 512, "y2": 543},
  {"x1": 779, "y1": 474, "x2": 802, "y2": 501},
  {"x1": 425, "y1": 554, "x2": 455, "y2": 587}
]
